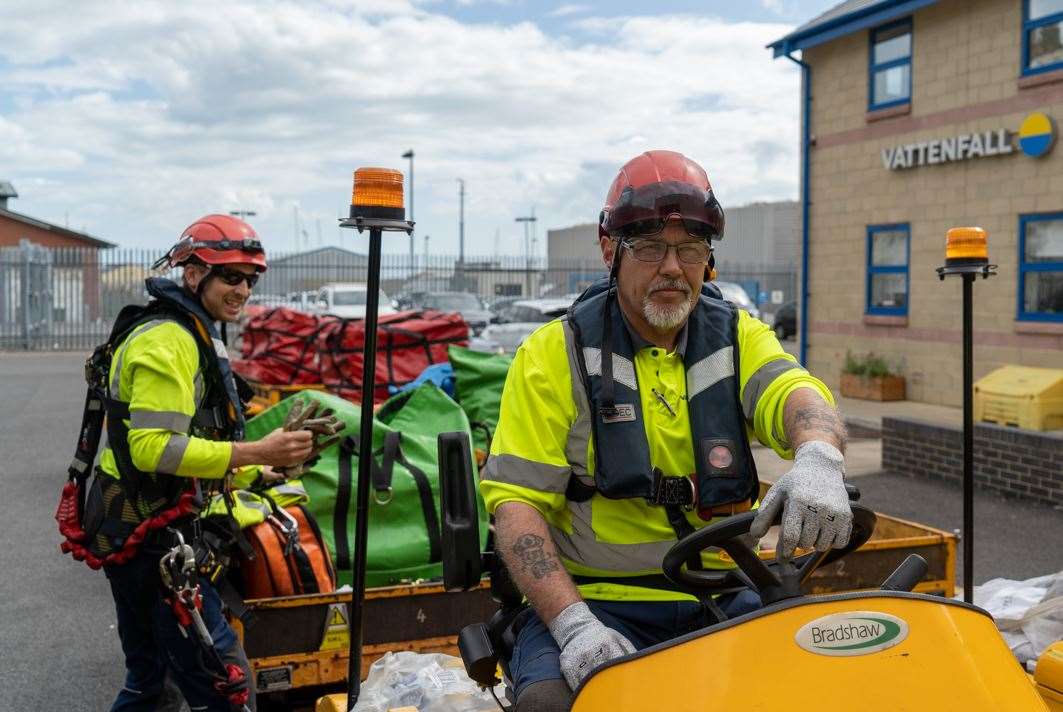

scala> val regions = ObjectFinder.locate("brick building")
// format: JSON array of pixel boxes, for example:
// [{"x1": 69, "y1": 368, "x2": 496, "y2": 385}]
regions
[
  {"x1": 0, "y1": 185, "x2": 115, "y2": 325},
  {"x1": 770, "y1": 0, "x2": 1063, "y2": 406}
]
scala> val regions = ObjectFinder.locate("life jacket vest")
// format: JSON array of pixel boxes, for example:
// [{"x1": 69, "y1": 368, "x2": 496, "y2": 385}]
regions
[
  {"x1": 564, "y1": 277, "x2": 759, "y2": 518},
  {"x1": 56, "y1": 277, "x2": 246, "y2": 569}
]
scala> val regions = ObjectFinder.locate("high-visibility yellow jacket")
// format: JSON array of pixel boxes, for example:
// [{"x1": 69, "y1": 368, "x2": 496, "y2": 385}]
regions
[
  {"x1": 99, "y1": 320, "x2": 241, "y2": 481},
  {"x1": 480, "y1": 310, "x2": 833, "y2": 602}
]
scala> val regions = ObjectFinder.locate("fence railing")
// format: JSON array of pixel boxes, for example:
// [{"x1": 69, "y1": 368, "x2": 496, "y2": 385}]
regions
[{"x1": 0, "y1": 241, "x2": 797, "y2": 351}]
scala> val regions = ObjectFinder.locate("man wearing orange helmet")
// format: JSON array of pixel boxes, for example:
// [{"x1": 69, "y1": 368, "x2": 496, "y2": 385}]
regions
[
  {"x1": 87, "y1": 215, "x2": 313, "y2": 710},
  {"x1": 481, "y1": 152, "x2": 850, "y2": 710}
]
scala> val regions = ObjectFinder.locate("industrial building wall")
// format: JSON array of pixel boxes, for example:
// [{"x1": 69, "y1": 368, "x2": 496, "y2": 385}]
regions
[{"x1": 803, "y1": 0, "x2": 1063, "y2": 407}]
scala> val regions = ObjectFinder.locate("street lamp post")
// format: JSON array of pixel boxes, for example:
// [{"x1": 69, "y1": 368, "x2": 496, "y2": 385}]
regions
[
  {"x1": 457, "y1": 179, "x2": 465, "y2": 265},
  {"x1": 515, "y1": 214, "x2": 537, "y2": 296},
  {"x1": 402, "y1": 150, "x2": 414, "y2": 272}
]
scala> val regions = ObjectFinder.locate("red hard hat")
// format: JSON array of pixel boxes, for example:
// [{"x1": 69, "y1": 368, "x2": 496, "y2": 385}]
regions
[
  {"x1": 599, "y1": 150, "x2": 724, "y2": 242},
  {"x1": 155, "y1": 214, "x2": 268, "y2": 272}
]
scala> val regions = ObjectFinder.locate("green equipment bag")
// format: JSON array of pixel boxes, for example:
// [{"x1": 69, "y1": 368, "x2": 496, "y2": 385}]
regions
[
  {"x1": 448, "y1": 345, "x2": 514, "y2": 456},
  {"x1": 244, "y1": 384, "x2": 488, "y2": 588}
]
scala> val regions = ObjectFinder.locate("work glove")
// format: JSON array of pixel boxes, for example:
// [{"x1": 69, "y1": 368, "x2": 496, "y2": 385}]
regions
[
  {"x1": 548, "y1": 601, "x2": 636, "y2": 690},
  {"x1": 274, "y1": 399, "x2": 345, "y2": 478},
  {"x1": 749, "y1": 440, "x2": 852, "y2": 561}
]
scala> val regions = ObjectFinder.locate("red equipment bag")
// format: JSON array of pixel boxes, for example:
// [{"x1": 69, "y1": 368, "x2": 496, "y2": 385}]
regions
[
  {"x1": 239, "y1": 503, "x2": 336, "y2": 599},
  {"x1": 317, "y1": 310, "x2": 467, "y2": 405},
  {"x1": 233, "y1": 306, "x2": 330, "y2": 386}
]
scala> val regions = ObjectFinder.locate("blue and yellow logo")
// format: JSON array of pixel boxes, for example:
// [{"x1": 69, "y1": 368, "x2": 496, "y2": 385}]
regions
[{"x1": 1018, "y1": 112, "x2": 1055, "y2": 158}]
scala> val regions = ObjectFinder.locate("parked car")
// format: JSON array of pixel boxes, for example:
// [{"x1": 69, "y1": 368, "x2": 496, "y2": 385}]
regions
[
  {"x1": 713, "y1": 280, "x2": 761, "y2": 321},
  {"x1": 285, "y1": 290, "x2": 317, "y2": 312},
  {"x1": 413, "y1": 291, "x2": 493, "y2": 335},
  {"x1": 771, "y1": 300, "x2": 797, "y2": 340},
  {"x1": 472, "y1": 297, "x2": 574, "y2": 353},
  {"x1": 312, "y1": 283, "x2": 396, "y2": 319}
]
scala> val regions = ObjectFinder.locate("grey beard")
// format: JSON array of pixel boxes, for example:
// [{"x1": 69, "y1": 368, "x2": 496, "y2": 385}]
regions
[{"x1": 642, "y1": 293, "x2": 693, "y2": 330}]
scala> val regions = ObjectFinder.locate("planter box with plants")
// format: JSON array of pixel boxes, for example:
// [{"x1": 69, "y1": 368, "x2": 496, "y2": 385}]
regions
[{"x1": 841, "y1": 351, "x2": 905, "y2": 401}]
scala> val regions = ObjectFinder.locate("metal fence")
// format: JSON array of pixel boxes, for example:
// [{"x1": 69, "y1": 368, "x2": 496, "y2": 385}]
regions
[{"x1": 0, "y1": 241, "x2": 797, "y2": 351}]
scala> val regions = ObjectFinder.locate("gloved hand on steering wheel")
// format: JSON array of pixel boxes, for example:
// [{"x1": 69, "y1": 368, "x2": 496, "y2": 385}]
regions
[
  {"x1": 749, "y1": 440, "x2": 852, "y2": 561},
  {"x1": 548, "y1": 601, "x2": 636, "y2": 690}
]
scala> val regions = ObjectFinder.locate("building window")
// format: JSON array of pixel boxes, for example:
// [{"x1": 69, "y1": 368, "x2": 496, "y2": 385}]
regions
[
  {"x1": 1018, "y1": 213, "x2": 1063, "y2": 321},
  {"x1": 1023, "y1": 0, "x2": 1063, "y2": 75},
  {"x1": 866, "y1": 224, "x2": 909, "y2": 316},
  {"x1": 869, "y1": 19, "x2": 912, "y2": 110}
]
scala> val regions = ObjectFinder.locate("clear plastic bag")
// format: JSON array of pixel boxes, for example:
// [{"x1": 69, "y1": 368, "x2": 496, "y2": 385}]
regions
[
  {"x1": 353, "y1": 651, "x2": 503, "y2": 712},
  {"x1": 971, "y1": 571, "x2": 1063, "y2": 667}
]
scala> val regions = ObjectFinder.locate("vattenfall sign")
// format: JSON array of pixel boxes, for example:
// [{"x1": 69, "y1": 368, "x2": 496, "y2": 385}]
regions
[{"x1": 882, "y1": 111, "x2": 1055, "y2": 170}]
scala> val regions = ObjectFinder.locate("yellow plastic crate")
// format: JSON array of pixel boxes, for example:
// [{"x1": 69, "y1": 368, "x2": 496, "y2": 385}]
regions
[{"x1": 974, "y1": 365, "x2": 1063, "y2": 431}]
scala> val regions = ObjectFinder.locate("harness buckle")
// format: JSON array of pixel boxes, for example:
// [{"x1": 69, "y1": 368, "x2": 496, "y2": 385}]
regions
[{"x1": 649, "y1": 470, "x2": 696, "y2": 509}]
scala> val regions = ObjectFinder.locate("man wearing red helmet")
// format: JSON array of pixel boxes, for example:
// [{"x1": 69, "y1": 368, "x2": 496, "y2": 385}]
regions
[
  {"x1": 90, "y1": 215, "x2": 313, "y2": 711},
  {"x1": 481, "y1": 152, "x2": 850, "y2": 710}
]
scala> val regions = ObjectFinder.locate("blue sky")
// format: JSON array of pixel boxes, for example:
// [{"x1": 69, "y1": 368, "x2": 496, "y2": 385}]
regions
[{"x1": 0, "y1": 0, "x2": 840, "y2": 258}]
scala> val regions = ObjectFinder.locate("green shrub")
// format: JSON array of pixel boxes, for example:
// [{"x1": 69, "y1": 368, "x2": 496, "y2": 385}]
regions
[{"x1": 843, "y1": 350, "x2": 898, "y2": 378}]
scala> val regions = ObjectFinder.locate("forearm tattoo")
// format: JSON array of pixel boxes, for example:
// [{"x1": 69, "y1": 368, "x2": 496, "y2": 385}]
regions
[
  {"x1": 511, "y1": 533, "x2": 561, "y2": 580},
  {"x1": 785, "y1": 403, "x2": 848, "y2": 451}
]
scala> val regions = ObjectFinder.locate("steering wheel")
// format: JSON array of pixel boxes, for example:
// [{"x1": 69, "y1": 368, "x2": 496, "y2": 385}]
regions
[{"x1": 662, "y1": 503, "x2": 877, "y2": 605}]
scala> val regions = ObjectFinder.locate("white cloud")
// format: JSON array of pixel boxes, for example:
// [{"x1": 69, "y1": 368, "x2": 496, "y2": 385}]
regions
[
  {"x1": 0, "y1": 2, "x2": 800, "y2": 256},
  {"x1": 548, "y1": 4, "x2": 590, "y2": 17}
]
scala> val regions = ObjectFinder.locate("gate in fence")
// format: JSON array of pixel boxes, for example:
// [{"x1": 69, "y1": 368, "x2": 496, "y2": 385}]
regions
[{"x1": 0, "y1": 240, "x2": 54, "y2": 350}]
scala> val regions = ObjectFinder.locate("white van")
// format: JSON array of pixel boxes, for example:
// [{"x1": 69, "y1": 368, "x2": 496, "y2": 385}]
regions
[{"x1": 313, "y1": 283, "x2": 396, "y2": 319}]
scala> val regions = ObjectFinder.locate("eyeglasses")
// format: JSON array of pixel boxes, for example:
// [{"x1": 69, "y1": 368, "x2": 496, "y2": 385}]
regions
[
  {"x1": 622, "y1": 239, "x2": 712, "y2": 264},
  {"x1": 212, "y1": 266, "x2": 259, "y2": 289}
]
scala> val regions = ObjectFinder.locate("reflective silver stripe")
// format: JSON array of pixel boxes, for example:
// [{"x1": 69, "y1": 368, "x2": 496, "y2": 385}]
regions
[
  {"x1": 129, "y1": 410, "x2": 191, "y2": 433},
  {"x1": 741, "y1": 358, "x2": 804, "y2": 421},
  {"x1": 550, "y1": 499, "x2": 675, "y2": 572},
  {"x1": 212, "y1": 338, "x2": 229, "y2": 361},
  {"x1": 234, "y1": 491, "x2": 272, "y2": 516},
  {"x1": 70, "y1": 457, "x2": 90, "y2": 474},
  {"x1": 193, "y1": 372, "x2": 205, "y2": 406},
  {"x1": 562, "y1": 321, "x2": 592, "y2": 480},
  {"x1": 88, "y1": 400, "x2": 102, "y2": 411},
  {"x1": 268, "y1": 482, "x2": 309, "y2": 498},
  {"x1": 582, "y1": 347, "x2": 637, "y2": 392},
  {"x1": 155, "y1": 434, "x2": 190, "y2": 474},
  {"x1": 482, "y1": 454, "x2": 569, "y2": 493},
  {"x1": 686, "y1": 346, "x2": 734, "y2": 401}
]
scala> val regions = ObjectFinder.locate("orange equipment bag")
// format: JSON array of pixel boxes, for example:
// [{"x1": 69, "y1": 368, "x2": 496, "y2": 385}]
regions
[{"x1": 240, "y1": 503, "x2": 336, "y2": 599}]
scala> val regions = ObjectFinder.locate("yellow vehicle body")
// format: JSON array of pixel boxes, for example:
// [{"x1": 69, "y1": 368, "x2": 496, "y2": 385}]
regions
[{"x1": 572, "y1": 591, "x2": 1049, "y2": 711}]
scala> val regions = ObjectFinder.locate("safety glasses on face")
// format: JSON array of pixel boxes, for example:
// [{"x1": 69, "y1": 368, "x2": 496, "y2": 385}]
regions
[
  {"x1": 602, "y1": 180, "x2": 724, "y2": 240},
  {"x1": 211, "y1": 266, "x2": 259, "y2": 289},
  {"x1": 622, "y1": 239, "x2": 712, "y2": 264}
]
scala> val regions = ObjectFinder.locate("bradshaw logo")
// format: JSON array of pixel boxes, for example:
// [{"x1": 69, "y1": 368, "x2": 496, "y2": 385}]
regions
[{"x1": 795, "y1": 611, "x2": 908, "y2": 657}]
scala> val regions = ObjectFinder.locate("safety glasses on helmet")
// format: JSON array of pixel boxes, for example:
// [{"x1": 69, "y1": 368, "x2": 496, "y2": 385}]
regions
[
  {"x1": 622, "y1": 239, "x2": 712, "y2": 264},
  {"x1": 603, "y1": 180, "x2": 723, "y2": 241},
  {"x1": 211, "y1": 266, "x2": 259, "y2": 289}
]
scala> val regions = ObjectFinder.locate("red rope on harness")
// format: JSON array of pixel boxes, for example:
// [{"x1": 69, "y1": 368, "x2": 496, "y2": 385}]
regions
[{"x1": 56, "y1": 483, "x2": 198, "y2": 570}]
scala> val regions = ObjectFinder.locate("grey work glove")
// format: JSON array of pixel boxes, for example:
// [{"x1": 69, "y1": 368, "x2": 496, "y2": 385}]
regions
[
  {"x1": 547, "y1": 601, "x2": 636, "y2": 690},
  {"x1": 749, "y1": 440, "x2": 852, "y2": 561},
  {"x1": 274, "y1": 399, "x2": 345, "y2": 478}
]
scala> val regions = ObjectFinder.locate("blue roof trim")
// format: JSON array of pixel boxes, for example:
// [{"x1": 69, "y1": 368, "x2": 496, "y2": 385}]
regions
[{"x1": 769, "y1": 0, "x2": 938, "y2": 57}]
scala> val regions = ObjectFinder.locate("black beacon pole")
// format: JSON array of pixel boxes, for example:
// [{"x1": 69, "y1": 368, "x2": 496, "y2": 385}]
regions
[
  {"x1": 936, "y1": 226, "x2": 995, "y2": 604},
  {"x1": 338, "y1": 169, "x2": 414, "y2": 709}
]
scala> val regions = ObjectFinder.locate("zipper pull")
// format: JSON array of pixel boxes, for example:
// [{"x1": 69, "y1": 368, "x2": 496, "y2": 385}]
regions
[{"x1": 652, "y1": 388, "x2": 677, "y2": 417}]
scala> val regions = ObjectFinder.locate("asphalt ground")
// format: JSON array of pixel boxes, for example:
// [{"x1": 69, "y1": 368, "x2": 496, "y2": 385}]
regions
[{"x1": 2, "y1": 351, "x2": 1060, "y2": 710}]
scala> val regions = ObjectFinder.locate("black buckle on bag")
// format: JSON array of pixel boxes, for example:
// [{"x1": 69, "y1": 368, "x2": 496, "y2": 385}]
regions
[{"x1": 649, "y1": 468, "x2": 695, "y2": 509}]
